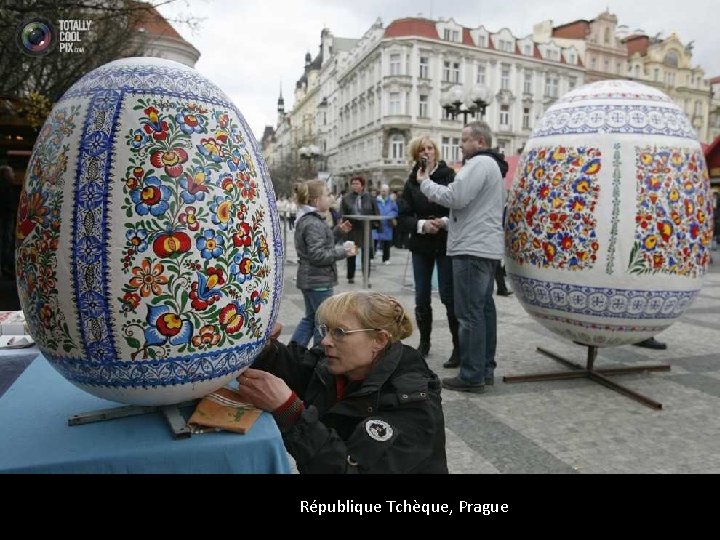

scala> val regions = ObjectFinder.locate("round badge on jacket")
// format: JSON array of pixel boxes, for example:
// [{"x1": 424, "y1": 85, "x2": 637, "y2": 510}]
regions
[{"x1": 365, "y1": 419, "x2": 393, "y2": 442}]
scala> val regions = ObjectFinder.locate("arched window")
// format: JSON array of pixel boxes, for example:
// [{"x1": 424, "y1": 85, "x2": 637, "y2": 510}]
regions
[
  {"x1": 390, "y1": 134, "x2": 405, "y2": 161},
  {"x1": 664, "y1": 50, "x2": 679, "y2": 68}
]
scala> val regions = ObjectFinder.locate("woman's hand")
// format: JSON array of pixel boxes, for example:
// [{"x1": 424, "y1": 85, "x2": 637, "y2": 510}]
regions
[
  {"x1": 269, "y1": 322, "x2": 283, "y2": 341},
  {"x1": 339, "y1": 219, "x2": 352, "y2": 234},
  {"x1": 235, "y1": 368, "x2": 292, "y2": 411}
]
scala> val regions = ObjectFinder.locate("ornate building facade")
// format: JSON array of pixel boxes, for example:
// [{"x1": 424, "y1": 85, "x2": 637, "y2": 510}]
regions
[
  {"x1": 269, "y1": 17, "x2": 584, "y2": 192},
  {"x1": 534, "y1": 10, "x2": 627, "y2": 83}
]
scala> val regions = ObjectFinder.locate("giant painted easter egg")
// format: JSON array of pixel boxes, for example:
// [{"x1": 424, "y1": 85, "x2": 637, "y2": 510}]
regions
[
  {"x1": 16, "y1": 57, "x2": 283, "y2": 405},
  {"x1": 505, "y1": 80, "x2": 713, "y2": 347}
]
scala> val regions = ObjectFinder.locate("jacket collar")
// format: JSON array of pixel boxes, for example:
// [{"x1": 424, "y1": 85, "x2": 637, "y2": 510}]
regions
[{"x1": 314, "y1": 341, "x2": 403, "y2": 398}]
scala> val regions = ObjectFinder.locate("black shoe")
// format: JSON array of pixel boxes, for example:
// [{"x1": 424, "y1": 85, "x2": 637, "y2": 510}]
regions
[
  {"x1": 442, "y1": 376, "x2": 485, "y2": 393},
  {"x1": 633, "y1": 337, "x2": 667, "y2": 350},
  {"x1": 443, "y1": 351, "x2": 460, "y2": 369},
  {"x1": 497, "y1": 290, "x2": 513, "y2": 296},
  {"x1": 348, "y1": 278, "x2": 354, "y2": 284}
]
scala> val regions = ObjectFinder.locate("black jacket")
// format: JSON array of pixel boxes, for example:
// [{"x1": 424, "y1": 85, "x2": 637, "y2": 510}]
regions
[
  {"x1": 253, "y1": 341, "x2": 448, "y2": 474},
  {"x1": 398, "y1": 161, "x2": 456, "y2": 256},
  {"x1": 340, "y1": 191, "x2": 379, "y2": 247}
]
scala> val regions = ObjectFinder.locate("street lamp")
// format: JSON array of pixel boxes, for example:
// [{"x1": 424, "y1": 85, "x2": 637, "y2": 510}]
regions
[
  {"x1": 298, "y1": 144, "x2": 321, "y2": 177},
  {"x1": 441, "y1": 83, "x2": 494, "y2": 123}
]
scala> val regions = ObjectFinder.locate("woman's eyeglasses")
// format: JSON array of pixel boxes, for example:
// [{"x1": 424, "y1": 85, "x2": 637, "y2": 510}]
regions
[{"x1": 317, "y1": 324, "x2": 378, "y2": 340}]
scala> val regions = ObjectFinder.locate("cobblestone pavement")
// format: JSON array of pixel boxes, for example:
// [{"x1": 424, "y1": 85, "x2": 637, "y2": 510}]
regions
[{"x1": 280, "y1": 238, "x2": 720, "y2": 473}]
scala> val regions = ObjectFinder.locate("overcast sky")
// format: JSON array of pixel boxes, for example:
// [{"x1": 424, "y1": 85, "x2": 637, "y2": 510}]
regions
[{"x1": 158, "y1": 0, "x2": 720, "y2": 140}]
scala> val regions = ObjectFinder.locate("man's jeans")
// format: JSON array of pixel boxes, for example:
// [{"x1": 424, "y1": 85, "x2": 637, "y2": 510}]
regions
[
  {"x1": 452, "y1": 256, "x2": 499, "y2": 384},
  {"x1": 412, "y1": 252, "x2": 454, "y2": 312},
  {"x1": 291, "y1": 288, "x2": 334, "y2": 347}
]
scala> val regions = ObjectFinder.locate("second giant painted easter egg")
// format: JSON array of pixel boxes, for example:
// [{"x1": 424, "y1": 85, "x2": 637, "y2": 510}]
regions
[{"x1": 505, "y1": 79, "x2": 713, "y2": 347}]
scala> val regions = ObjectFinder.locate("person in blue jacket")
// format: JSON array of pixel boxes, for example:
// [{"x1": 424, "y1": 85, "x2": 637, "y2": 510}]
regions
[{"x1": 372, "y1": 184, "x2": 398, "y2": 265}]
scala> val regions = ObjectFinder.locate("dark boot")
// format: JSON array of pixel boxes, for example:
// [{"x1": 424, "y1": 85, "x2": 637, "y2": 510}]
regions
[
  {"x1": 443, "y1": 313, "x2": 460, "y2": 368},
  {"x1": 495, "y1": 263, "x2": 513, "y2": 296},
  {"x1": 415, "y1": 307, "x2": 432, "y2": 359}
]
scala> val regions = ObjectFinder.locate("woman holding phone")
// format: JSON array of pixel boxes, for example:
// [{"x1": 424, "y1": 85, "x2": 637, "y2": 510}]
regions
[{"x1": 397, "y1": 136, "x2": 459, "y2": 367}]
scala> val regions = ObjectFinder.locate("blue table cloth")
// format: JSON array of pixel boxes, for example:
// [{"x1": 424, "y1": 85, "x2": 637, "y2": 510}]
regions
[{"x1": 0, "y1": 356, "x2": 291, "y2": 474}]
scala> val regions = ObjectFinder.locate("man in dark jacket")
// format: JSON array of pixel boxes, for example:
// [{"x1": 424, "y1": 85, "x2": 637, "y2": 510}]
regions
[{"x1": 340, "y1": 176, "x2": 379, "y2": 284}]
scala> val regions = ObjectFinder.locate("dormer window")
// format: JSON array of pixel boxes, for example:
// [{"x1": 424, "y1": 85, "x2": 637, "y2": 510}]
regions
[
  {"x1": 523, "y1": 43, "x2": 532, "y2": 56},
  {"x1": 498, "y1": 39, "x2": 514, "y2": 53},
  {"x1": 477, "y1": 34, "x2": 486, "y2": 47},
  {"x1": 443, "y1": 29, "x2": 460, "y2": 42}
]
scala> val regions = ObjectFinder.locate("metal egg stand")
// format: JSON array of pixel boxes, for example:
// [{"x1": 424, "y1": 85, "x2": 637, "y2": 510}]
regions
[{"x1": 503, "y1": 343, "x2": 670, "y2": 410}]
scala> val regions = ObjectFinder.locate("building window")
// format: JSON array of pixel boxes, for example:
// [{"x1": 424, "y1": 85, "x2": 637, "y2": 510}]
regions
[
  {"x1": 418, "y1": 95, "x2": 428, "y2": 117},
  {"x1": 590, "y1": 56, "x2": 596, "y2": 69},
  {"x1": 523, "y1": 44, "x2": 532, "y2": 55},
  {"x1": 545, "y1": 75, "x2": 558, "y2": 97},
  {"x1": 390, "y1": 54, "x2": 401, "y2": 76},
  {"x1": 391, "y1": 135, "x2": 404, "y2": 160},
  {"x1": 499, "y1": 39, "x2": 513, "y2": 53},
  {"x1": 419, "y1": 56, "x2": 429, "y2": 78},
  {"x1": 389, "y1": 92, "x2": 400, "y2": 115},
  {"x1": 501, "y1": 64, "x2": 510, "y2": 90},
  {"x1": 604, "y1": 58, "x2": 610, "y2": 72},
  {"x1": 635, "y1": 65, "x2": 641, "y2": 77},
  {"x1": 477, "y1": 34, "x2": 486, "y2": 47},
  {"x1": 604, "y1": 27, "x2": 611, "y2": 44},
  {"x1": 665, "y1": 72, "x2": 676, "y2": 87},
  {"x1": 497, "y1": 139, "x2": 508, "y2": 154},
  {"x1": 444, "y1": 29, "x2": 460, "y2": 42},
  {"x1": 444, "y1": 61, "x2": 460, "y2": 83},
  {"x1": 522, "y1": 107, "x2": 530, "y2": 129},
  {"x1": 567, "y1": 52, "x2": 575, "y2": 64},
  {"x1": 654, "y1": 68, "x2": 660, "y2": 81},
  {"x1": 477, "y1": 62, "x2": 486, "y2": 84},
  {"x1": 441, "y1": 137, "x2": 461, "y2": 162},
  {"x1": 664, "y1": 50, "x2": 679, "y2": 68},
  {"x1": 499, "y1": 104, "x2": 509, "y2": 126},
  {"x1": 523, "y1": 70, "x2": 533, "y2": 93},
  {"x1": 568, "y1": 76, "x2": 577, "y2": 90},
  {"x1": 695, "y1": 101, "x2": 703, "y2": 116}
]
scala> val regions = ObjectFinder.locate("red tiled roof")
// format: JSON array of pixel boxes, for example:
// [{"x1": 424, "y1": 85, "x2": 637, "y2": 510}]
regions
[
  {"x1": 710, "y1": 76, "x2": 720, "y2": 84},
  {"x1": 552, "y1": 20, "x2": 590, "y2": 39},
  {"x1": 462, "y1": 28, "x2": 475, "y2": 46},
  {"x1": 130, "y1": 1, "x2": 187, "y2": 44},
  {"x1": 384, "y1": 18, "x2": 439, "y2": 40},
  {"x1": 624, "y1": 35, "x2": 650, "y2": 56}
]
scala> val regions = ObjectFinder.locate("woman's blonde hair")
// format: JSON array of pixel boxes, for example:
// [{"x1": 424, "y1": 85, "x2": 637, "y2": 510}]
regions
[
  {"x1": 293, "y1": 179, "x2": 326, "y2": 205},
  {"x1": 316, "y1": 291, "x2": 413, "y2": 342},
  {"x1": 407, "y1": 136, "x2": 440, "y2": 163}
]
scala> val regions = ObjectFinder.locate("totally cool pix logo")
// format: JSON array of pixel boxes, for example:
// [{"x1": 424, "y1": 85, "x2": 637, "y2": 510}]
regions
[
  {"x1": 16, "y1": 17, "x2": 56, "y2": 57},
  {"x1": 16, "y1": 17, "x2": 92, "y2": 56}
]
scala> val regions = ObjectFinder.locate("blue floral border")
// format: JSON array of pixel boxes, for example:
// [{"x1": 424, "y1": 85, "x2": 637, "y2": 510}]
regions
[
  {"x1": 44, "y1": 339, "x2": 263, "y2": 388},
  {"x1": 605, "y1": 142, "x2": 622, "y2": 274},
  {"x1": 509, "y1": 275, "x2": 699, "y2": 320},
  {"x1": 532, "y1": 104, "x2": 696, "y2": 139}
]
